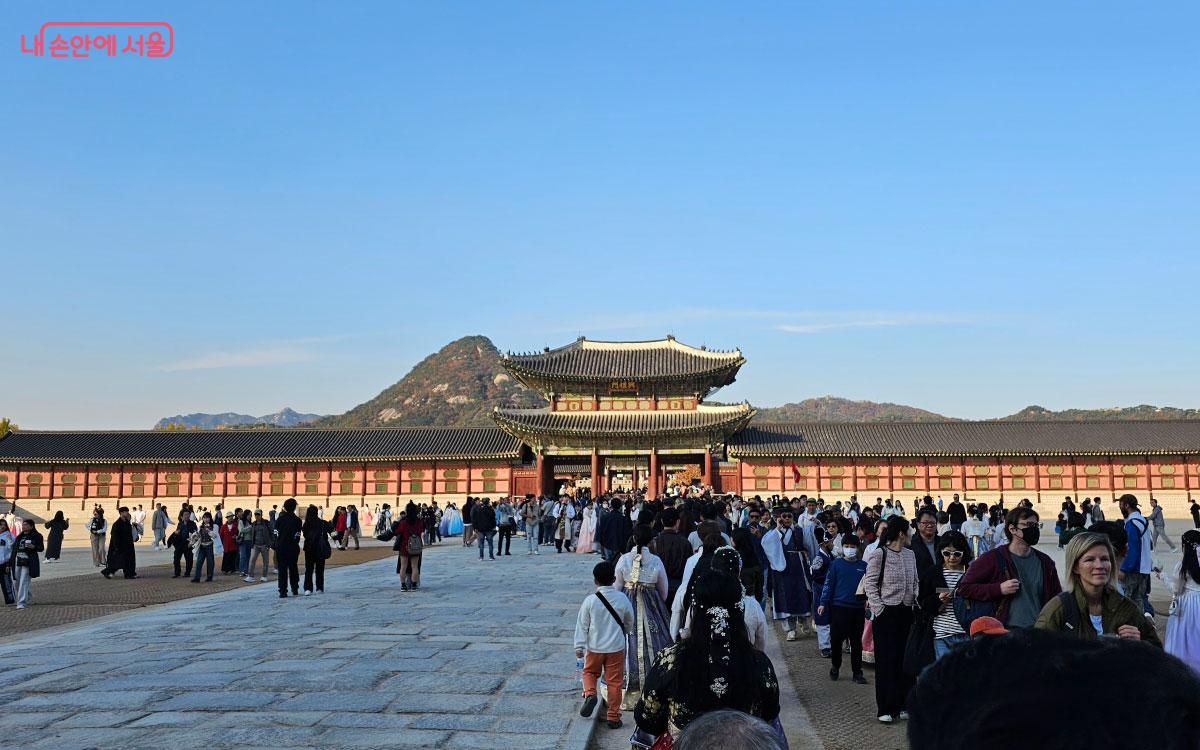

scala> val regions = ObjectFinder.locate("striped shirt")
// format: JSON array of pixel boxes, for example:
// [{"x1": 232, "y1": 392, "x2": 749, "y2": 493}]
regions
[{"x1": 933, "y1": 570, "x2": 966, "y2": 639}]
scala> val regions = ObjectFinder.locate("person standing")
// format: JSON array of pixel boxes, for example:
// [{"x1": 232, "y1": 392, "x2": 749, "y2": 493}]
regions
[
  {"x1": 1118, "y1": 494, "x2": 1154, "y2": 614},
  {"x1": 273, "y1": 498, "x2": 302, "y2": 598},
  {"x1": 246, "y1": 509, "x2": 271, "y2": 582},
  {"x1": 190, "y1": 512, "x2": 216, "y2": 583},
  {"x1": 917, "y1": 531, "x2": 972, "y2": 661},
  {"x1": 947, "y1": 495, "x2": 966, "y2": 532},
  {"x1": 1148, "y1": 498, "x2": 1177, "y2": 552},
  {"x1": 88, "y1": 508, "x2": 108, "y2": 568},
  {"x1": 151, "y1": 504, "x2": 170, "y2": 550},
  {"x1": 302, "y1": 505, "x2": 333, "y2": 595},
  {"x1": 819, "y1": 533, "x2": 869, "y2": 684},
  {"x1": 576, "y1": 499, "x2": 597, "y2": 555},
  {"x1": 471, "y1": 497, "x2": 497, "y2": 561},
  {"x1": 553, "y1": 497, "x2": 575, "y2": 553},
  {"x1": 218, "y1": 512, "x2": 239, "y2": 575},
  {"x1": 131, "y1": 505, "x2": 147, "y2": 542},
  {"x1": 237, "y1": 509, "x2": 255, "y2": 577},
  {"x1": 12, "y1": 519, "x2": 44, "y2": 609},
  {"x1": 649, "y1": 508, "x2": 693, "y2": 607},
  {"x1": 521, "y1": 495, "x2": 543, "y2": 555},
  {"x1": 0, "y1": 519, "x2": 15, "y2": 605},
  {"x1": 171, "y1": 510, "x2": 196, "y2": 579},
  {"x1": 43, "y1": 511, "x2": 68, "y2": 562},
  {"x1": 761, "y1": 505, "x2": 813, "y2": 641},
  {"x1": 957, "y1": 507, "x2": 1061, "y2": 629},
  {"x1": 101, "y1": 507, "x2": 138, "y2": 579},
  {"x1": 1164, "y1": 530, "x2": 1200, "y2": 675},
  {"x1": 863, "y1": 516, "x2": 919, "y2": 724},
  {"x1": 496, "y1": 497, "x2": 516, "y2": 556},
  {"x1": 909, "y1": 507, "x2": 941, "y2": 580},
  {"x1": 462, "y1": 497, "x2": 476, "y2": 548},
  {"x1": 393, "y1": 502, "x2": 425, "y2": 591}
]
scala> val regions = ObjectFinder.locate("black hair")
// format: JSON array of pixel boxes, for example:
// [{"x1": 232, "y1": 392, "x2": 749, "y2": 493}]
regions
[
  {"x1": 937, "y1": 530, "x2": 973, "y2": 565},
  {"x1": 1003, "y1": 506, "x2": 1039, "y2": 542},
  {"x1": 915, "y1": 507, "x2": 939, "y2": 524},
  {"x1": 283, "y1": 497, "x2": 297, "y2": 513},
  {"x1": 304, "y1": 505, "x2": 319, "y2": 523},
  {"x1": 632, "y1": 524, "x2": 654, "y2": 555},
  {"x1": 1181, "y1": 530, "x2": 1200, "y2": 586},
  {"x1": 659, "y1": 508, "x2": 680, "y2": 528},
  {"x1": 1067, "y1": 511, "x2": 1086, "y2": 529},
  {"x1": 405, "y1": 502, "x2": 419, "y2": 524},
  {"x1": 908, "y1": 628, "x2": 1200, "y2": 750},
  {"x1": 671, "y1": 572, "x2": 761, "y2": 719},
  {"x1": 880, "y1": 516, "x2": 911, "y2": 544},
  {"x1": 593, "y1": 561, "x2": 615, "y2": 586},
  {"x1": 1089, "y1": 520, "x2": 1128, "y2": 558}
]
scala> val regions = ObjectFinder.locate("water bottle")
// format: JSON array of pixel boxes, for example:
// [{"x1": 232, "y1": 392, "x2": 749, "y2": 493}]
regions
[{"x1": 575, "y1": 657, "x2": 584, "y2": 685}]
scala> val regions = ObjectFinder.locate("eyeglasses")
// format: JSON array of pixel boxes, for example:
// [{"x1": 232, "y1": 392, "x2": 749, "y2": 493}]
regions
[
  {"x1": 918, "y1": 520, "x2": 937, "y2": 527},
  {"x1": 941, "y1": 550, "x2": 964, "y2": 558}
]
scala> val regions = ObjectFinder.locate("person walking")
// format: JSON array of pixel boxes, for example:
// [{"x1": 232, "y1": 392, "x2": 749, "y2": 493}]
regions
[
  {"x1": 170, "y1": 509, "x2": 196, "y2": 578},
  {"x1": 344, "y1": 504, "x2": 360, "y2": 550},
  {"x1": 0, "y1": 519, "x2": 15, "y2": 605},
  {"x1": 496, "y1": 497, "x2": 516, "y2": 556},
  {"x1": 237, "y1": 509, "x2": 254, "y2": 577},
  {"x1": 957, "y1": 507, "x2": 1061, "y2": 629},
  {"x1": 461, "y1": 497, "x2": 476, "y2": 548},
  {"x1": 302, "y1": 505, "x2": 333, "y2": 595},
  {"x1": 1148, "y1": 498, "x2": 1177, "y2": 552},
  {"x1": 472, "y1": 498, "x2": 497, "y2": 561},
  {"x1": 101, "y1": 507, "x2": 138, "y2": 579},
  {"x1": 246, "y1": 509, "x2": 272, "y2": 582},
  {"x1": 189, "y1": 513, "x2": 216, "y2": 583},
  {"x1": 864, "y1": 516, "x2": 919, "y2": 724},
  {"x1": 151, "y1": 504, "x2": 170, "y2": 550},
  {"x1": 613, "y1": 525, "x2": 674, "y2": 709},
  {"x1": 575, "y1": 560, "x2": 636, "y2": 731},
  {"x1": 88, "y1": 508, "x2": 108, "y2": 568},
  {"x1": 521, "y1": 495, "x2": 543, "y2": 555},
  {"x1": 42, "y1": 511, "x2": 68, "y2": 562},
  {"x1": 1118, "y1": 494, "x2": 1154, "y2": 614},
  {"x1": 273, "y1": 498, "x2": 302, "y2": 598},
  {"x1": 12, "y1": 519, "x2": 44, "y2": 609},
  {"x1": 393, "y1": 502, "x2": 425, "y2": 591},
  {"x1": 917, "y1": 531, "x2": 972, "y2": 662},
  {"x1": 819, "y1": 533, "x2": 869, "y2": 684}
]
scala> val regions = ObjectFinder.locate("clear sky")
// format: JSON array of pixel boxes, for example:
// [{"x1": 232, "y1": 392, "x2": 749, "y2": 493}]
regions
[{"x1": 4, "y1": 2, "x2": 1198, "y2": 429}]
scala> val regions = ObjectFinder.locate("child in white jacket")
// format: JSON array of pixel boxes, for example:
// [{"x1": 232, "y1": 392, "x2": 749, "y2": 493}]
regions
[{"x1": 574, "y1": 560, "x2": 635, "y2": 729}]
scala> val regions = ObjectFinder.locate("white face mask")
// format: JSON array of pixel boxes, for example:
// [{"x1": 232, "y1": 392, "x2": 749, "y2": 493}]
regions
[{"x1": 843, "y1": 548, "x2": 858, "y2": 559}]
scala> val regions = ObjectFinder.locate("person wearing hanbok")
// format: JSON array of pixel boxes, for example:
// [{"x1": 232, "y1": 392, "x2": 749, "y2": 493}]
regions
[
  {"x1": 1165, "y1": 530, "x2": 1200, "y2": 676},
  {"x1": 761, "y1": 505, "x2": 813, "y2": 641},
  {"x1": 613, "y1": 525, "x2": 673, "y2": 710},
  {"x1": 575, "y1": 501, "x2": 597, "y2": 555},
  {"x1": 442, "y1": 504, "x2": 463, "y2": 537}
]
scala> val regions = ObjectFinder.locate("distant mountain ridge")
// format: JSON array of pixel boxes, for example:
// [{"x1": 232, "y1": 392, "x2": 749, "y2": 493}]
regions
[
  {"x1": 154, "y1": 337, "x2": 1200, "y2": 430},
  {"x1": 154, "y1": 407, "x2": 324, "y2": 430}
]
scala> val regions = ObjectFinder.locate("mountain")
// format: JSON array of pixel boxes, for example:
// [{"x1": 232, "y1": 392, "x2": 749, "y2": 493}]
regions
[
  {"x1": 154, "y1": 407, "x2": 324, "y2": 430},
  {"x1": 314, "y1": 335, "x2": 546, "y2": 428},
  {"x1": 997, "y1": 404, "x2": 1200, "y2": 421},
  {"x1": 753, "y1": 396, "x2": 953, "y2": 423}
]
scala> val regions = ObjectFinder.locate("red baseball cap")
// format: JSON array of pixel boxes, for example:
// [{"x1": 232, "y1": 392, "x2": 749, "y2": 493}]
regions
[{"x1": 969, "y1": 616, "x2": 1009, "y2": 637}]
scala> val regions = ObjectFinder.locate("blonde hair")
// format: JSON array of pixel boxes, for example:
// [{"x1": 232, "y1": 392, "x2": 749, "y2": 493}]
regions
[{"x1": 1063, "y1": 532, "x2": 1118, "y2": 595}]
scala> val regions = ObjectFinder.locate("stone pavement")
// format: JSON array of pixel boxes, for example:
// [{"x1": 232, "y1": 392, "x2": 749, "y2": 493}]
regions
[{"x1": 0, "y1": 542, "x2": 600, "y2": 749}]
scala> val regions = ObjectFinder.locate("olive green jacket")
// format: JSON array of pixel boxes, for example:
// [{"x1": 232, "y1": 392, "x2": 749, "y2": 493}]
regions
[{"x1": 1034, "y1": 586, "x2": 1161, "y2": 648}]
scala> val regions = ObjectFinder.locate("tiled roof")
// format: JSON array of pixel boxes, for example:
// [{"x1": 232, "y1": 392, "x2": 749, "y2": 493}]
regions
[
  {"x1": 493, "y1": 404, "x2": 755, "y2": 438},
  {"x1": 502, "y1": 337, "x2": 744, "y2": 384},
  {"x1": 0, "y1": 428, "x2": 523, "y2": 464},
  {"x1": 729, "y1": 421, "x2": 1200, "y2": 458}
]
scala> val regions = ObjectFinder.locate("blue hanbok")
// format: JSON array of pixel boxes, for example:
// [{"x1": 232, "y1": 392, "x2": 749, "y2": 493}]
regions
[{"x1": 762, "y1": 525, "x2": 813, "y2": 621}]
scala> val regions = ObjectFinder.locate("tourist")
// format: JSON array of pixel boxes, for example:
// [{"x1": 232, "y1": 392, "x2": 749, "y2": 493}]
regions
[
  {"x1": 1192, "y1": 499, "x2": 1200, "y2": 528},
  {"x1": 444, "y1": 502, "x2": 464, "y2": 537},
  {"x1": 1117, "y1": 494, "x2": 1154, "y2": 614},
  {"x1": 273, "y1": 499, "x2": 302, "y2": 597},
  {"x1": 709, "y1": 545, "x2": 768, "y2": 649},
  {"x1": 946, "y1": 495, "x2": 966, "y2": 532},
  {"x1": 1058, "y1": 511, "x2": 1087, "y2": 549},
  {"x1": 819, "y1": 532, "x2": 869, "y2": 684},
  {"x1": 88, "y1": 507, "x2": 107, "y2": 568},
  {"x1": 634, "y1": 571, "x2": 781, "y2": 743},
  {"x1": 909, "y1": 506, "x2": 941, "y2": 579},
  {"x1": 496, "y1": 496, "x2": 515, "y2": 556},
  {"x1": 462, "y1": 496, "x2": 476, "y2": 547},
  {"x1": 131, "y1": 505, "x2": 147, "y2": 541},
  {"x1": 150, "y1": 504, "x2": 170, "y2": 550},
  {"x1": 1034, "y1": 532, "x2": 1161, "y2": 646},
  {"x1": 471, "y1": 497, "x2": 497, "y2": 561},
  {"x1": 762, "y1": 505, "x2": 813, "y2": 641},
  {"x1": 190, "y1": 512, "x2": 216, "y2": 583},
  {"x1": 732, "y1": 513, "x2": 767, "y2": 606},
  {"x1": 671, "y1": 522, "x2": 725, "y2": 639},
  {"x1": 906, "y1": 629, "x2": 1200, "y2": 750},
  {"x1": 12, "y1": 518, "x2": 44, "y2": 609},
  {"x1": 652, "y1": 508, "x2": 695, "y2": 606},
  {"x1": 392, "y1": 502, "x2": 424, "y2": 591},
  {"x1": 376, "y1": 503, "x2": 393, "y2": 537},
  {"x1": 217, "y1": 512, "x2": 239, "y2": 575},
  {"x1": 521, "y1": 495, "x2": 543, "y2": 555},
  {"x1": 917, "y1": 530, "x2": 972, "y2": 662},
  {"x1": 1165, "y1": 530, "x2": 1200, "y2": 674},
  {"x1": 688, "y1": 505, "x2": 731, "y2": 550},
  {"x1": 1148, "y1": 497, "x2": 1176, "y2": 552},
  {"x1": 421, "y1": 503, "x2": 439, "y2": 546},
  {"x1": 170, "y1": 509, "x2": 197, "y2": 578},
  {"x1": 576, "y1": 498, "x2": 597, "y2": 554},
  {"x1": 1091, "y1": 498, "x2": 1106, "y2": 525},
  {"x1": 957, "y1": 507, "x2": 1061, "y2": 629},
  {"x1": 597, "y1": 497, "x2": 631, "y2": 563},
  {"x1": 809, "y1": 526, "x2": 835, "y2": 656},
  {"x1": 101, "y1": 506, "x2": 138, "y2": 579},
  {"x1": 246, "y1": 509, "x2": 271, "y2": 582},
  {"x1": 613, "y1": 525, "x2": 673, "y2": 708},
  {"x1": 552, "y1": 495, "x2": 575, "y2": 552},
  {"x1": 960, "y1": 506, "x2": 988, "y2": 558},
  {"x1": 674, "y1": 709, "x2": 785, "y2": 750},
  {"x1": 42, "y1": 510, "x2": 68, "y2": 562},
  {"x1": 575, "y1": 560, "x2": 635, "y2": 730},
  {"x1": 0, "y1": 519, "x2": 14, "y2": 604},
  {"x1": 539, "y1": 493, "x2": 557, "y2": 546},
  {"x1": 236, "y1": 509, "x2": 254, "y2": 577},
  {"x1": 300, "y1": 505, "x2": 332, "y2": 595},
  {"x1": 344, "y1": 504, "x2": 361, "y2": 550},
  {"x1": 864, "y1": 516, "x2": 918, "y2": 724}
]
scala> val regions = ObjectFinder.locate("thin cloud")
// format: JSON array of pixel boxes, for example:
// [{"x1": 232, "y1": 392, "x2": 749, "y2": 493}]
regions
[
  {"x1": 154, "y1": 347, "x2": 315, "y2": 372},
  {"x1": 776, "y1": 319, "x2": 903, "y2": 334},
  {"x1": 775, "y1": 313, "x2": 969, "y2": 334}
]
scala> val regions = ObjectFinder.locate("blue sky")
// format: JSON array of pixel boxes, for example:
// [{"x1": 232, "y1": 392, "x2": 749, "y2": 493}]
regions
[{"x1": 4, "y1": 2, "x2": 1198, "y2": 429}]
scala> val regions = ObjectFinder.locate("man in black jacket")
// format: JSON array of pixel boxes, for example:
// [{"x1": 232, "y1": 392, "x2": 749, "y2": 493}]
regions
[
  {"x1": 101, "y1": 507, "x2": 138, "y2": 579},
  {"x1": 909, "y1": 506, "x2": 941, "y2": 579},
  {"x1": 947, "y1": 495, "x2": 967, "y2": 532},
  {"x1": 170, "y1": 512, "x2": 197, "y2": 578},
  {"x1": 471, "y1": 498, "x2": 497, "y2": 560},
  {"x1": 273, "y1": 498, "x2": 302, "y2": 598}
]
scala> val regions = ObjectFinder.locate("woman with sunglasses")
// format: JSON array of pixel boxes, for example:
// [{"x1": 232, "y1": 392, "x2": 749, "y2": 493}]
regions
[{"x1": 917, "y1": 530, "x2": 973, "y2": 661}]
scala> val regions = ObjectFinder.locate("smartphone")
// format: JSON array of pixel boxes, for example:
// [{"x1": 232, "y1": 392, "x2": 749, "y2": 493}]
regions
[{"x1": 935, "y1": 587, "x2": 952, "y2": 595}]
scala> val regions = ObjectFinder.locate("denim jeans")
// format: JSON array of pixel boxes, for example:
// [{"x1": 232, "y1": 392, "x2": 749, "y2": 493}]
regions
[
  {"x1": 192, "y1": 545, "x2": 215, "y2": 581},
  {"x1": 933, "y1": 633, "x2": 969, "y2": 660},
  {"x1": 478, "y1": 530, "x2": 495, "y2": 559},
  {"x1": 527, "y1": 527, "x2": 539, "y2": 553},
  {"x1": 14, "y1": 565, "x2": 31, "y2": 607},
  {"x1": 239, "y1": 541, "x2": 253, "y2": 574}
]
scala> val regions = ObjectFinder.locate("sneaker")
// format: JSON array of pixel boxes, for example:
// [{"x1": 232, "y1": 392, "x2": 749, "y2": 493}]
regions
[
  {"x1": 785, "y1": 630, "x2": 797, "y2": 642},
  {"x1": 878, "y1": 714, "x2": 894, "y2": 724},
  {"x1": 606, "y1": 720, "x2": 623, "y2": 730},
  {"x1": 852, "y1": 673, "x2": 868, "y2": 685},
  {"x1": 15, "y1": 605, "x2": 24, "y2": 610},
  {"x1": 580, "y1": 695, "x2": 598, "y2": 717},
  {"x1": 279, "y1": 592, "x2": 287, "y2": 598},
  {"x1": 820, "y1": 648, "x2": 832, "y2": 658},
  {"x1": 829, "y1": 669, "x2": 839, "y2": 681},
  {"x1": 534, "y1": 550, "x2": 539, "y2": 555},
  {"x1": 258, "y1": 577, "x2": 267, "y2": 582},
  {"x1": 304, "y1": 590, "x2": 312, "y2": 597},
  {"x1": 489, "y1": 556, "x2": 496, "y2": 561},
  {"x1": 243, "y1": 576, "x2": 255, "y2": 583},
  {"x1": 411, "y1": 583, "x2": 419, "y2": 591},
  {"x1": 316, "y1": 590, "x2": 324, "y2": 594},
  {"x1": 898, "y1": 711, "x2": 909, "y2": 721},
  {"x1": 527, "y1": 551, "x2": 533, "y2": 556},
  {"x1": 172, "y1": 574, "x2": 180, "y2": 579},
  {"x1": 100, "y1": 571, "x2": 112, "y2": 579}
]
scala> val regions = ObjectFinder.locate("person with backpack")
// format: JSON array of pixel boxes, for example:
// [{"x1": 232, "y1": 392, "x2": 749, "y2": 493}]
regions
[
  {"x1": 575, "y1": 560, "x2": 635, "y2": 730},
  {"x1": 301, "y1": 504, "x2": 333, "y2": 595},
  {"x1": 1034, "y1": 532, "x2": 1160, "y2": 645},
  {"x1": 393, "y1": 502, "x2": 424, "y2": 591},
  {"x1": 956, "y1": 507, "x2": 1061, "y2": 630},
  {"x1": 1118, "y1": 494, "x2": 1154, "y2": 614}
]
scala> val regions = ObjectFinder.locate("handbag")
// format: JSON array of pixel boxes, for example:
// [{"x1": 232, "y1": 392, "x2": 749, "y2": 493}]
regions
[
  {"x1": 952, "y1": 552, "x2": 1010, "y2": 630},
  {"x1": 319, "y1": 534, "x2": 332, "y2": 560},
  {"x1": 902, "y1": 611, "x2": 935, "y2": 677}
]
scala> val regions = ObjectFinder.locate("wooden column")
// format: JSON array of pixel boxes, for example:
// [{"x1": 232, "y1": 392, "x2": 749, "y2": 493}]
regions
[
  {"x1": 535, "y1": 453, "x2": 546, "y2": 497},
  {"x1": 1145, "y1": 456, "x2": 1154, "y2": 502},
  {"x1": 702, "y1": 448, "x2": 713, "y2": 488},
  {"x1": 256, "y1": 464, "x2": 263, "y2": 502},
  {"x1": 1184, "y1": 456, "x2": 1193, "y2": 503},
  {"x1": 1034, "y1": 459, "x2": 1041, "y2": 504},
  {"x1": 1108, "y1": 457, "x2": 1116, "y2": 503},
  {"x1": 590, "y1": 450, "x2": 600, "y2": 496},
  {"x1": 649, "y1": 451, "x2": 659, "y2": 499},
  {"x1": 960, "y1": 458, "x2": 967, "y2": 502}
]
